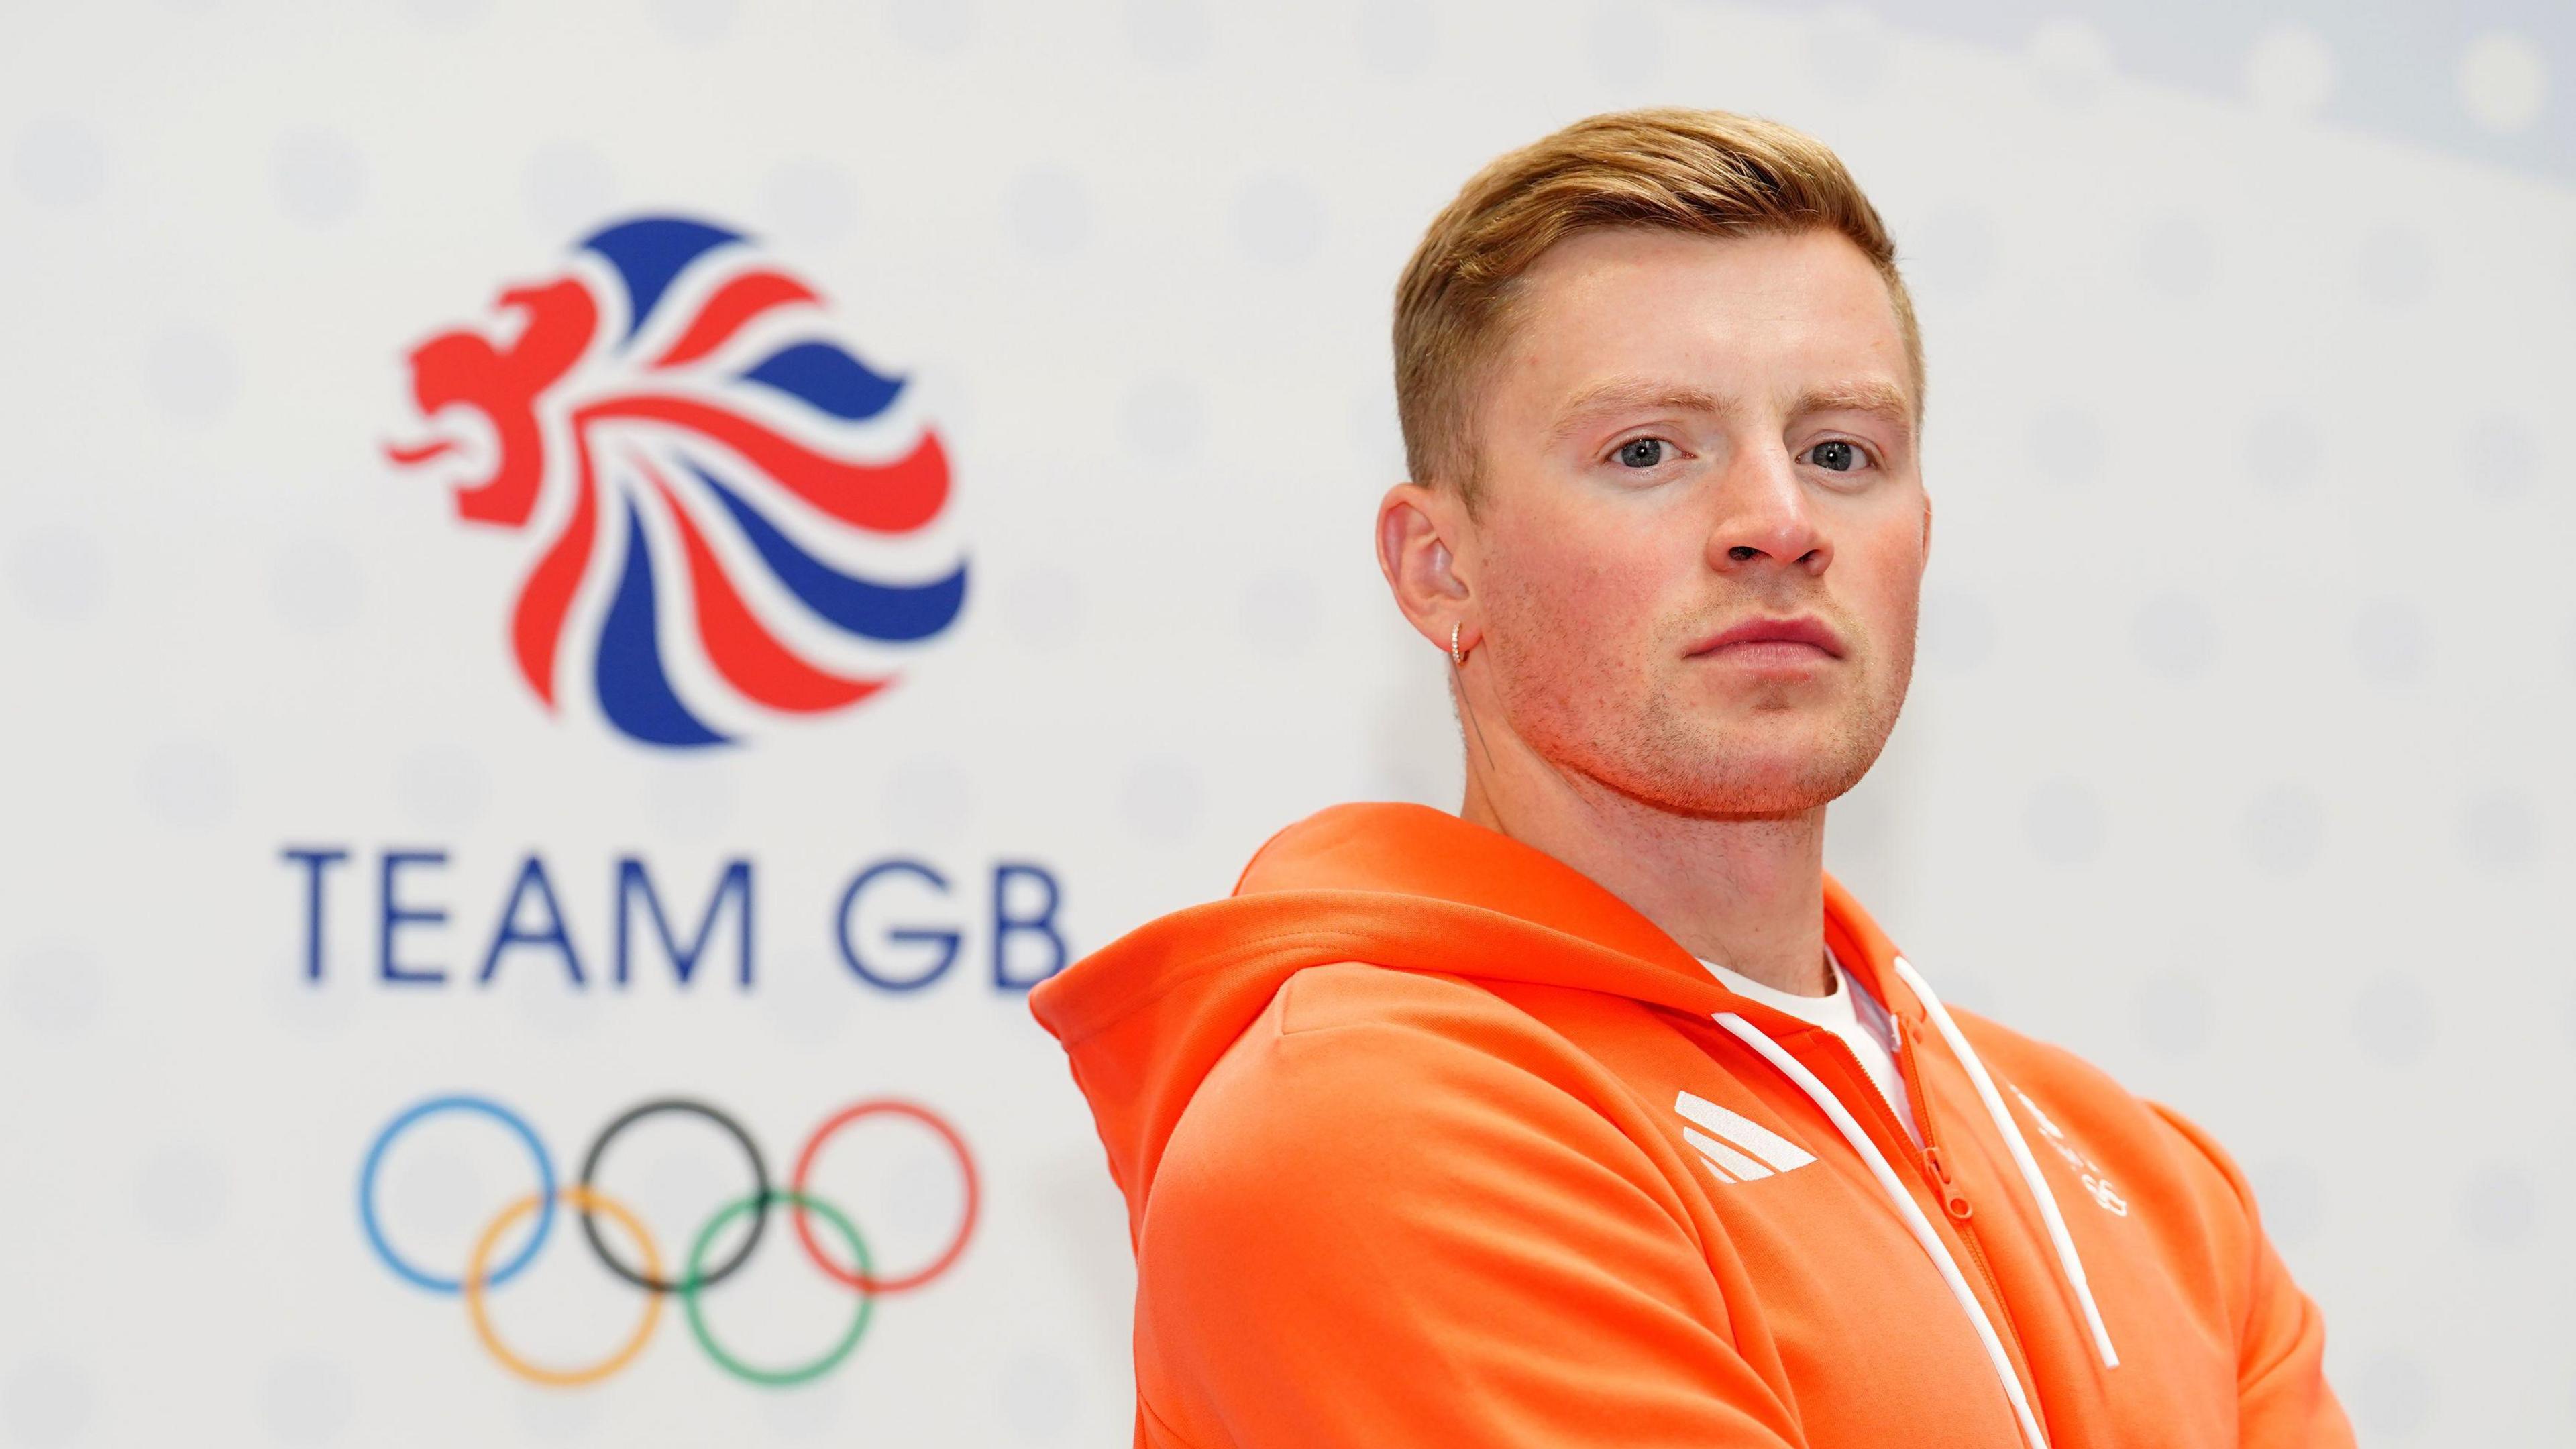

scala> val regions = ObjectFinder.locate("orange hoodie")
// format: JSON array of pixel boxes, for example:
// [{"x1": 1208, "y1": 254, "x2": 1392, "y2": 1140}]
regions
[{"x1": 1031, "y1": 804, "x2": 2353, "y2": 1448}]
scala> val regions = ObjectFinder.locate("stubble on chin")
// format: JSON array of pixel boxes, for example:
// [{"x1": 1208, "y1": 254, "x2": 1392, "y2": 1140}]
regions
[{"x1": 1486, "y1": 601, "x2": 1915, "y2": 821}]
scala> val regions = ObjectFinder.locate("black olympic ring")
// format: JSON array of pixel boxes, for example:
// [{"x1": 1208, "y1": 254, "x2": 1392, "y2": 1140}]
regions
[{"x1": 576, "y1": 1097, "x2": 770, "y2": 1293}]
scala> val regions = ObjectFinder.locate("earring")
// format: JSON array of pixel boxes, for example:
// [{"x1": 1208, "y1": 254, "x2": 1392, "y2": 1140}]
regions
[{"x1": 1450, "y1": 621, "x2": 1468, "y2": 667}]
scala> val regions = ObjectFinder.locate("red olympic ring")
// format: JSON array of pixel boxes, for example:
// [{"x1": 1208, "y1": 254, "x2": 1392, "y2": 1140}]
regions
[{"x1": 790, "y1": 1098, "x2": 979, "y2": 1293}]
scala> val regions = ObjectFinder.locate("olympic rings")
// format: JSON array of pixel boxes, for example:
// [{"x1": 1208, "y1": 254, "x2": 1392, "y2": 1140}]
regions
[
  {"x1": 359, "y1": 1095, "x2": 556, "y2": 1293},
  {"x1": 683, "y1": 1191, "x2": 874, "y2": 1387},
  {"x1": 358, "y1": 1093, "x2": 976, "y2": 1388},
  {"x1": 467, "y1": 1185, "x2": 665, "y2": 1388},
  {"x1": 791, "y1": 1098, "x2": 981, "y2": 1293},
  {"x1": 578, "y1": 1098, "x2": 768, "y2": 1293}
]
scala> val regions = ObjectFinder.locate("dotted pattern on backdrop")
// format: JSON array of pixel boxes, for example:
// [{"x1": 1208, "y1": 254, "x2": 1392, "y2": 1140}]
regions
[
  {"x1": 1789, "y1": 3, "x2": 2576, "y2": 182},
  {"x1": 1, "y1": 1, "x2": 2571, "y2": 1445}
]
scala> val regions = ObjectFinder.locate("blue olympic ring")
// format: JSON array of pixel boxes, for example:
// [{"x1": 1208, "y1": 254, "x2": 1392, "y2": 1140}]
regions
[{"x1": 358, "y1": 1094, "x2": 557, "y2": 1293}]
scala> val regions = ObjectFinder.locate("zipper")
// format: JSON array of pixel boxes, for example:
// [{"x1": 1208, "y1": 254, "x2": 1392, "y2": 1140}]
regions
[
  {"x1": 1888, "y1": 1014, "x2": 2039, "y2": 1399},
  {"x1": 1706, "y1": 1008, "x2": 2052, "y2": 1449},
  {"x1": 1788, "y1": 1014, "x2": 1992, "y2": 1250}
]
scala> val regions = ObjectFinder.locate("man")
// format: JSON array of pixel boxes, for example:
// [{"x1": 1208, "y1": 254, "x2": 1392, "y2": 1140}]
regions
[{"x1": 1032, "y1": 109, "x2": 2351, "y2": 1448}]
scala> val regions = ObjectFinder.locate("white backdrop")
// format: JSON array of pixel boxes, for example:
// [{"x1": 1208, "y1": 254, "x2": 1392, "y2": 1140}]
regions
[{"x1": 1, "y1": 2, "x2": 2569, "y2": 1445}]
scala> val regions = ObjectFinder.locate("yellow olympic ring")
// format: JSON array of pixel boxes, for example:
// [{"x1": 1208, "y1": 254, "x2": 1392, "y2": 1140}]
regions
[{"x1": 463, "y1": 1185, "x2": 664, "y2": 1387}]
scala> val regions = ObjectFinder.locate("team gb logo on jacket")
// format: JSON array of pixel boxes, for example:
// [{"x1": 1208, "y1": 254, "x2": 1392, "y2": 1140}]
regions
[{"x1": 388, "y1": 216, "x2": 967, "y2": 749}]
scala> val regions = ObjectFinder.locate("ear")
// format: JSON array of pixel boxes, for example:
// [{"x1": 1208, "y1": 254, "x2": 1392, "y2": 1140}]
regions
[
  {"x1": 1921, "y1": 488, "x2": 1934, "y2": 561},
  {"x1": 1377, "y1": 481, "x2": 1473, "y2": 652}
]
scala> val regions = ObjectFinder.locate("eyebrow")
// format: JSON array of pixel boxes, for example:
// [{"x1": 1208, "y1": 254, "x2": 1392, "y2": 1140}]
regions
[
  {"x1": 1796, "y1": 380, "x2": 1916, "y2": 434},
  {"x1": 1545, "y1": 376, "x2": 1918, "y2": 448},
  {"x1": 1545, "y1": 379, "x2": 1735, "y2": 445}
]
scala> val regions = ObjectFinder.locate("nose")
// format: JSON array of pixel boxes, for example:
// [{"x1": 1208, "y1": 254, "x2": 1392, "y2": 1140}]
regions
[{"x1": 1706, "y1": 443, "x2": 1831, "y2": 577}]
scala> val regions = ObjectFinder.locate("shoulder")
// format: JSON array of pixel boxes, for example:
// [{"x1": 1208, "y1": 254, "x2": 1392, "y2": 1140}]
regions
[
  {"x1": 1128, "y1": 963, "x2": 1782, "y2": 1445},
  {"x1": 1142, "y1": 963, "x2": 1684, "y2": 1244},
  {"x1": 1943, "y1": 1005, "x2": 2159, "y2": 1140},
  {"x1": 1131, "y1": 959, "x2": 1730, "y2": 1326},
  {"x1": 1164, "y1": 960, "x2": 1651, "y2": 1174},
  {"x1": 1946, "y1": 1007, "x2": 2242, "y2": 1181},
  {"x1": 1944, "y1": 1005, "x2": 2267, "y2": 1277}
]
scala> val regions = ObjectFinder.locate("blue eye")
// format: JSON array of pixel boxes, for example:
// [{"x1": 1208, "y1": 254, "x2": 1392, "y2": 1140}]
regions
[
  {"x1": 1617, "y1": 438, "x2": 1667, "y2": 468},
  {"x1": 1808, "y1": 440, "x2": 1862, "y2": 472}
]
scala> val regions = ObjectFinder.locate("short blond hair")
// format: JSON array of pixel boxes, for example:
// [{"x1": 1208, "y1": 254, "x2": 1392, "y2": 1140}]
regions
[{"x1": 1393, "y1": 107, "x2": 1921, "y2": 506}]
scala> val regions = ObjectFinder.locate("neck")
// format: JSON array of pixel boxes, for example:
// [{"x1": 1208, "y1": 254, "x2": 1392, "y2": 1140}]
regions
[{"x1": 1457, "y1": 722, "x2": 1831, "y2": 998}]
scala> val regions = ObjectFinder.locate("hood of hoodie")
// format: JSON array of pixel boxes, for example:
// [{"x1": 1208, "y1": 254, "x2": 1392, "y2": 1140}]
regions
[{"x1": 1028, "y1": 801, "x2": 1917, "y2": 1232}]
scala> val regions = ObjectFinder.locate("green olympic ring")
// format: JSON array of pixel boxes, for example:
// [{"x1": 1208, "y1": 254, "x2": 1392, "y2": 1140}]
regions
[{"x1": 682, "y1": 1189, "x2": 876, "y2": 1388}]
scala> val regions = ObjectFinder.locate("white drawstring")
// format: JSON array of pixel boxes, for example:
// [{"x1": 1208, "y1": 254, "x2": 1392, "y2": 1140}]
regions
[
  {"x1": 1713, "y1": 1012, "x2": 2052, "y2": 1449},
  {"x1": 1893, "y1": 956, "x2": 2121, "y2": 1371}
]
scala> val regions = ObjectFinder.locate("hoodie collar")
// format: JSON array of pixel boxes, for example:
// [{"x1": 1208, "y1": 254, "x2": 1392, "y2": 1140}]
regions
[
  {"x1": 1232, "y1": 802, "x2": 1919, "y2": 1023},
  {"x1": 1036, "y1": 801, "x2": 1918, "y2": 1058},
  {"x1": 1026, "y1": 802, "x2": 1922, "y2": 1228}
]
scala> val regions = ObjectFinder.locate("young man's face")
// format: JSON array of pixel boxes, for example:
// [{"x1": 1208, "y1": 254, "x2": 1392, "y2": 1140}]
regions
[{"x1": 1460, "y1": 226, "x2": 1927, "y2": 817}]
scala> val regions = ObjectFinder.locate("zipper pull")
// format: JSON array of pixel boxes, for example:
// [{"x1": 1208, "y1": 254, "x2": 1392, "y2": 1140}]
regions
[{"x1": 1923, "y1": 1145, "x2": 1974, "y2": 1221}]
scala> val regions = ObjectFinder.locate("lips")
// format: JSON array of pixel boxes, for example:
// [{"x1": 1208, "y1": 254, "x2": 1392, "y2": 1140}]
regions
[{"x1": 1686, "y1": 614, "x2": 1848, "y2": 660}]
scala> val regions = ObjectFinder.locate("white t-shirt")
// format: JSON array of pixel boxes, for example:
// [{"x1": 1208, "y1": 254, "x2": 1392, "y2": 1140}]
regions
[{"x1": 1697, "y1": 947, "x2": 1921, "y2": 1147}]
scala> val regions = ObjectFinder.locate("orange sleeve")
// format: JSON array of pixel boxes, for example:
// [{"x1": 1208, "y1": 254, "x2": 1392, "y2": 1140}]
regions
[
  {"x1": 2146, "y1": 1102, "x2": 2357, "y2": 1448},
  {"x1": 1130, "y1": 981, "x2": 1803, "y2": 1448}
]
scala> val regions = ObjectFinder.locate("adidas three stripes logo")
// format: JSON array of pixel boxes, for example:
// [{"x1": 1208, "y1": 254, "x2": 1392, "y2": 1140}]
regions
[{"x1": 1676, "y1": 1090, "x2": 1817, "y2": 1183}]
